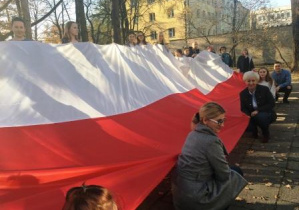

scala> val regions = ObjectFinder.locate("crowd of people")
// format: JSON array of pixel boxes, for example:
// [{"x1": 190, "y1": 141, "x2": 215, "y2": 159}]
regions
[{"x1": 6, "y1": 17, "x2": 294, "y2": 210}]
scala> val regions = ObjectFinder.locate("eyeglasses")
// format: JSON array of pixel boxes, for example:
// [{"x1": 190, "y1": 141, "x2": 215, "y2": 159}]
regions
[{"x1": 209, "y1": 118, "x2": 226, "y2": 125}]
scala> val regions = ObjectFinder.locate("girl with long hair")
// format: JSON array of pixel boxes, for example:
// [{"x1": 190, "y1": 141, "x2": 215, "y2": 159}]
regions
[{"x1": 62, "y1": 21, "x2": 79, "y2": 44}]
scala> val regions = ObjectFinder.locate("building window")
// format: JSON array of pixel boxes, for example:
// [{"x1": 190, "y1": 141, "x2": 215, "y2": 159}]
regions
[
  {"x1": 168, "y1": 9, "x2": 174, "y2": 18},
  {"x1": 131, "y1": 0, "x2": 137, "y2": 7},
  {"x1": 147, "y1": 0, "x2": 155, "y2": 4},
  {"x1": 281, "y1": 13, "x2": 285, "y2": 19},
  {"x1": 149, "y1": 13, "x2": 155, "y2": 22},
  {"x1": 168, "y1": 28, "x2": 175, "y2": 38},
  {"x1": 277, "y1": 13, "x2": 281, "y2": 19},
  {"x1": 287, "y1": 12, "x2": 290, "y2": 18},
  {"x1": 150, "y1": 31, "x2": 157, "y2": 40}
]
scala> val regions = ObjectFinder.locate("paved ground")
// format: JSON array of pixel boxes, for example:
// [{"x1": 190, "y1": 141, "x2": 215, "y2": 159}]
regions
[{"x1": 137, "y1": 73, "x2": 299, "y2": 210}]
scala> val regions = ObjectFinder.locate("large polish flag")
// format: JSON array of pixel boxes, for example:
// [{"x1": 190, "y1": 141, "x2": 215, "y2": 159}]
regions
[{"x1": 0, "y1": 42, "x2": 248, "y2": 210}]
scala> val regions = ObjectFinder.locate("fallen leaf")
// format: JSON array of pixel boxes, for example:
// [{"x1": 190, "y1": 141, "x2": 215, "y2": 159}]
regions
[
  {"x1": 262, "y1": 163, "x2": 268, "y2": 166},
  {"x1": 280, "y1": 153, "x2": 286, "y2": 157},
  {"x1": 275, "y1": 171, "x2": 280, "y2": 174},
  {"x1": 286, "y1": 179, "x2": 293, "y2": 183},
  {"x1": 274, "y1": 195, "x2": 280, "y2": 199},
  {"x1": 265, "y1": 182, "x2": 273, "y2": 187},
  {"x1": 260, "y1": 196, "x2": 268, "y2": 200},
  {"x1": 273, "y1": 162, "x2": 279, "y2": 165},
  {"x1": 248, "y1": 182, "x2": 254, "y2": 185},
  {"x1": 285, "y1": 184, "x2": 292, "y2": 189},
  {"x1": 273, "y1": 151, "x2": 277, "y2": 154},
  {"x1": 247, "y1": 150, "x2": 255, "y2": 154},
  {"x1": 235, "y1": 196, "x2": 244, "y2": 201},
  {"x1": 235, "y1": 163, "x2": 240, "y2": 167}
]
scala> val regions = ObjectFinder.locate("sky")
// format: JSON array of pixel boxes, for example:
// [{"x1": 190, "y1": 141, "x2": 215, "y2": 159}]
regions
[{"x1": 270, "y1": 0, "x2": 291, "y2": 7}]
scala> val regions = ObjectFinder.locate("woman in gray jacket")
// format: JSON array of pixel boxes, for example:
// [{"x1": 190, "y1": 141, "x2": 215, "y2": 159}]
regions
[{"x1": 172, "y1": 102, "x2": 247, "y2": 210}]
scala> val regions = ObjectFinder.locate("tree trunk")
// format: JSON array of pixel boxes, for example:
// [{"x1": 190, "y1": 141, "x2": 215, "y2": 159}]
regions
[
  {"x1": 291, "y1": 0, "x2": 299, "y2": 72},
  {"x1": 111, "y1": 0, "x2": 121, "y2": 44},
  {"x1": 75, "y1": 0, "x2": 88, "y2": 41},
  {"x1": 84, "y1": 1, "x2": 96, "y2": 43},
  {"x1": 120, "y1": 0, "x2": 129, "y2": 44},
  {"x1": 15, "y1": 0, "x2": 22, "y2": 16},
  {"x1": 231, "y1": 0, "x2": 238, "y2": 67},
  {"x1": 20, "y1": 0, "x2": 32, "y2": 39}
]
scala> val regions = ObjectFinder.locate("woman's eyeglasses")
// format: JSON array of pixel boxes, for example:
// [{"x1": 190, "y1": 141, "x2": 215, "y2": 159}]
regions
[{"x1": 209, "y1": 118, "x2": 226, "y2": 125}]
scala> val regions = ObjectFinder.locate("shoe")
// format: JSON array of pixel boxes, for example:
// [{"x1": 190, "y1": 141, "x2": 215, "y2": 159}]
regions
[
  {"x1": 261, "y1": 136, "x2": 269, "y2": 143},
  {"x1": 283, "y1": 100, "x2": 289, "y2": 104},
  {"x1": 252, "y1": 133, "x2": 258, "y2": 139}
]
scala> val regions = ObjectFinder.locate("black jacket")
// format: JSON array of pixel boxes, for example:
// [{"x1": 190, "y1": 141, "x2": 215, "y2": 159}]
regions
[
  {"x1": 239, "y1": 85, "x2": 275, "y2": 116},
  {"x1": 237, "y1": 55, "x2": 254, "y2": 73}
]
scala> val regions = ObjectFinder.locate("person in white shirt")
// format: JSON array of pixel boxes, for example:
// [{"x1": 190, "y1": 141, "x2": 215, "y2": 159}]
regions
[
  {"x1": 258, "y1": 67, "x2": 276, "y2": 98},
  {"x1": 174, "y1": 49, "x2": 192, "y2": 77}
]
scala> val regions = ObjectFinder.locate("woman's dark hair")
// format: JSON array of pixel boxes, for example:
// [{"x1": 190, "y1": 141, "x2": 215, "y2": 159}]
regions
[
  {"x1": 62, "y1": 184, "x2": 117, "y2": 210},
  {"x1": 175, "y1": 49, "x2": 183, "y2": 55},
  {"x1": 136, "y1": 32, "x2": 147, "y2": 45},
  {"x1": 192, "y1": 112, "x2": 200, "y2": 124}
]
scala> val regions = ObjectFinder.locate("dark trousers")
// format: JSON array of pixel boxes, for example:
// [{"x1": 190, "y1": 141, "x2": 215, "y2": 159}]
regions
[
  {"x1": 276, "y1": 85, "x2": 292, "y2": 101},
  {"x1": 230, "y1": 166, "x2": 244, "y2": 176},
  {"x1": 247, "y1": 112, "x2": 272, "y2": 137}
]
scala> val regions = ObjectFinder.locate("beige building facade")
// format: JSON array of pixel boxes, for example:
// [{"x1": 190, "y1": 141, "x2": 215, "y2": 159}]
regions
[
  {"x1": 251, "y1": 6, "x2": 292, "y2": 29},
  {"x1": 127, "y1": 0, "x2": 186, "y2": 43},
  {"x1": 128, "y1": 0, "x2": 250, "y2": 44}
]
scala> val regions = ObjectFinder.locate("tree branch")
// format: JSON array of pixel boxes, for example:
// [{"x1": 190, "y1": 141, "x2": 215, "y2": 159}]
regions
[
  {"x1": 0, "y1": 0, "x2": 13, "y2": 13},
  {"x1": 30, "y1": 0, "x2": 63, "y2": 26}
]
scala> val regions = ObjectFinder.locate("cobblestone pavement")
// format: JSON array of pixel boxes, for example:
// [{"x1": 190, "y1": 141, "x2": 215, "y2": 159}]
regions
[{"x1": 137, "y1": 73, "x2": 299, "y2": 210}]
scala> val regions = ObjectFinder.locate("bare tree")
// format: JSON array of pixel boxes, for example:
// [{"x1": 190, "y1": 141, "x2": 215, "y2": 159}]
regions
[
  {"x1": 0, "y1": 0, "x2": 13, "y2": 12},
  {"x1": 20, "y1": 0, "x2": 32, "y2": 39},
  {"x1": 111, "y1": 0, "x2": 121, "y2": 43},
  {"x1": 120, "y1": 0, "x2": 130, "y2": 43},
  {"x1": 0, "y1": 0, "x2": 17, "y2": 40},
  {"x1": 291, "y1": 0, "x2": 299, "y2": 72},
  {"x1": 75, "y1": 0, "x2": 88, "y2": 41}
]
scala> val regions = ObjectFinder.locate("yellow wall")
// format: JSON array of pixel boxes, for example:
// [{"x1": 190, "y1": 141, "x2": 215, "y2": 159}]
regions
[{"x1": 127, "y1": 0, "x2": 186, "y2": 44}]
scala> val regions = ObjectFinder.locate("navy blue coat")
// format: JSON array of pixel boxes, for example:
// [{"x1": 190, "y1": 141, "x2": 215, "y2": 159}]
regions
[{"x1": 239, "y1": 84, "x2": 275, "y2": 116}]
